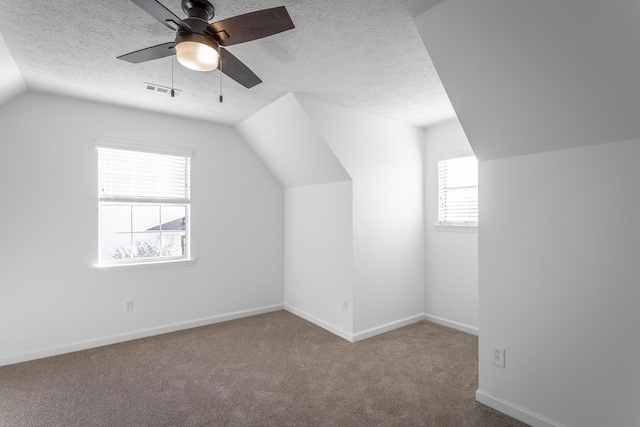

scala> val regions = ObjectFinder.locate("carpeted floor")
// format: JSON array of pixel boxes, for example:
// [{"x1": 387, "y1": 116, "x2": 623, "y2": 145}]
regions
[{"x1": 0, "y1": 310, "x2": 527, "y2": 426}]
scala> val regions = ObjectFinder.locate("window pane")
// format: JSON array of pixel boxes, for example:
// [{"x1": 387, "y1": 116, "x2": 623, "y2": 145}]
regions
[
  {"x1": 132, "y1": 232, "x2": 161, "y2": 259},
  {"x1": 101, "y1": 233, "x2": 132, "y2": 261},
  {"x1": 162, "y1": 232, "x2": 186, "y2": 256},
  {"x1": 101, "y1": 205, "x2": 131, "y2": 233},
  {"x1": 160, "y1": 206, "x2": 186, "y2": 230},
  {"x1": 446, "y1": 156, "x2": 478, "y2": 188},
  {"x1": 133, "y1": 205, "x2": 161, "y2": 232}
]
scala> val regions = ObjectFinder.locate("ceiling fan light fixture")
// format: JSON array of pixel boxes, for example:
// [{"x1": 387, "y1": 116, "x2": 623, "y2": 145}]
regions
[
  {"x1": 175, "y1": 33, "x2": 219, "y2": 72},
  {"x1": 176, "y1": 41, "x2": 219, "y2": 71}
]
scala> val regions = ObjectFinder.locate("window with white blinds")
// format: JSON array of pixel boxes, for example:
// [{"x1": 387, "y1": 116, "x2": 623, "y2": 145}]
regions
[
  {"x1": 437, "y1": 155, "x2": 478, "y2": 227},
  {"x1": 97, "y1": 146, "x2": 191, "y2": 264}
]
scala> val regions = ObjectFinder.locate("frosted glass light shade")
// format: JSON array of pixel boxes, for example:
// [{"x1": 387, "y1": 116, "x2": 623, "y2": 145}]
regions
[{"x1": 175, "y1": 41, "x2": 219, "y2": 72}]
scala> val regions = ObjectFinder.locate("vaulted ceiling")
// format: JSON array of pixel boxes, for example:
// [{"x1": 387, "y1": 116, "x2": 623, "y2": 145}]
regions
[
  {"x1": 415, "y1": 0, "x2": 640, "y2": 160},
  {"x1": 0, "y1": 0, "x2": 454, "y2": 127}
]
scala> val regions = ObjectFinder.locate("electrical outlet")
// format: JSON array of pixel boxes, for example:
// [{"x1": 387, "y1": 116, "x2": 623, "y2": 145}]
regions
[
  {"x1": 125, "y1": 300, "x2": 134, "y2": 312},
  {"x1": 342, "y1": 300, "x2": 348, "y2": 311},
  {"x1": 492, "y1": 345, "x2": 505, "y2": 368}
]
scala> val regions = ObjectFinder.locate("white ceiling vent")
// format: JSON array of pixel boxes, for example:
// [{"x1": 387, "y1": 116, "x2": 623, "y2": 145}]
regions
[{"x1": 144, "y1": 82, "x2": 182, "y2": 96}]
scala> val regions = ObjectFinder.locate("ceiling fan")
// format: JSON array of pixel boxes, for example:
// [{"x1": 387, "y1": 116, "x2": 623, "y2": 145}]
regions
[{"x1": 117, "y1": 0, "x2": 295, "y2": 89}]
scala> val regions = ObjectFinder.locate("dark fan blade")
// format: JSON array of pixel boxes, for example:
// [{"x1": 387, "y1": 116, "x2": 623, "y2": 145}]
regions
[
  {"x1": 117, "y1": 42, "x2": 176, "y2": 63},
  {"x1": 129, "y1": 0, "x2": 188, "y2": 31},
  {"x1": 207, "y1": 6, "x2": 294, "y2": 46},
  {"x1": 219, "y1": 48, "x2": 261, "y2": 88}
]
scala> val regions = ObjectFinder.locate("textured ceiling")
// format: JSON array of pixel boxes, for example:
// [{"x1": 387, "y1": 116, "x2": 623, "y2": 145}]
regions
[{"x1": 0, "y1": 0, "x2": 454, "y2": 127}]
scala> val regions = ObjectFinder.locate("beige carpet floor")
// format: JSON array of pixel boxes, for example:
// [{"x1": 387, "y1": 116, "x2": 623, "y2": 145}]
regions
[{"x1": 0, "y1": 310, "x2": 527, "y2": 426}]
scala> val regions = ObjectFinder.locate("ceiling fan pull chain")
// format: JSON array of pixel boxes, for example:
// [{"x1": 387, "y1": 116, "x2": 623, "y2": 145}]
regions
[
  {"x1": 219, "y1": 54, "x2": 224, "y2": 103},
  {"x1": 171, "y1": 55, "x2": 175, "y2": 98}
]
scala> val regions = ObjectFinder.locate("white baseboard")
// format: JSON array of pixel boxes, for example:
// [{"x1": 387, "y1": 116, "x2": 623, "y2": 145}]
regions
[
  {"x1": 283, "y1": 305, "x2": 354, "y2": 342},
  {"x1": 423, "y1": 313, "x2": 479, "y2": 336},
  {"x1": 352, "y1": 314, "x2": 425, "y2": 342},
  {"x1": 282, "y1": 308, "x2": 478, "y2": 343},
  {"x1": 0, "y1": 304, "x2": 283, "y2": 367},
  {"x1": 476, "y1": 389, "x2": 568, "y2": 427}
]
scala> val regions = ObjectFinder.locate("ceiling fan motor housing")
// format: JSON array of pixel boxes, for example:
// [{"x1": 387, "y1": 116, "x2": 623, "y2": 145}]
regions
[
  {"x1": 182, "y1": 0, "x2": 215, "y2": 22},
  {"x1": 178, "y1": 0, "x2": 218, "y2": 44}
]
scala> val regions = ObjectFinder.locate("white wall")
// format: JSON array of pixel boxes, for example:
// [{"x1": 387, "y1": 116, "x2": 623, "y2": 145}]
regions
[
  {"x1": 0, "y1": 91, "x2": 284, "y2": 365},
  {"x1": 296, "y1": 94, "x2": 425, "y2": 334},
  {"x1": 284, "y1": 181, "x2": 354, "y2": 337},
  {"x1": 423, "y1": 120, "x2": 478, "y2": 334},
  {"x1": 479, "y1": 139, "x2": 640, "y2": 427}
]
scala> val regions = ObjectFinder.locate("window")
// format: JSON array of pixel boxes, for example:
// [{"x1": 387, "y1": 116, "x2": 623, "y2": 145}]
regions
[
  {"x1": 97, "y1": 145, "x2": 191, "y2": 265},
  {"x1": 437, "y1": 154, "x2": 478, "y2": 227}
]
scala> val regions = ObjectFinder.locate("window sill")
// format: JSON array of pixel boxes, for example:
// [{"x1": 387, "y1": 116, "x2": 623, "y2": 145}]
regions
[
  {"x1": 434, "y1": 225, "x2": 478, "y2": 233},
  {"x1": 92, "y1": 258, "x2": 197, "y2": 274}
]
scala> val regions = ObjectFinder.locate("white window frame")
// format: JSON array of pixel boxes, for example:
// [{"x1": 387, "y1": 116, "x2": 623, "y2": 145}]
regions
[
  {"x1": 93, "y1": 140, "x2": 196, "y2": 273},
  {"x1": 436, "y1": 150, "x2": 478, "y2": 231}
]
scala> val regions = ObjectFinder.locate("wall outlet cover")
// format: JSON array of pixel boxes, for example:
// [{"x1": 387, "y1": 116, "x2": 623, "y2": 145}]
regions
[{"x1": 492, "y1": 345, "x2": 505, "y2": 368}]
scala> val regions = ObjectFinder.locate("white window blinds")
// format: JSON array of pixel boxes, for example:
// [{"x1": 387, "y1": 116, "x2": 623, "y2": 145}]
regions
[
  {"x1": 98, "y1": 147, "x2": 191, "y2": 204},
  {"x1": 438, "y1": 155, "x2": 478, "y2": 226}
]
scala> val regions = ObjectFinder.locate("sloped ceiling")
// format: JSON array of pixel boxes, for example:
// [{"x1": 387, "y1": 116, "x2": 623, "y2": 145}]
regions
[
  {"x1": 0, "y1": 30, "x2": 25, "y2": 104},
  {"x1": 0, "y1": 0, "x2": 454, "y2": 127},
  {"x1": 236, "y1": 92, "x2": 350, "y2": 187},
  {"x1": 415, "y1": 0, "x2": 640, "y2": 160}
]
